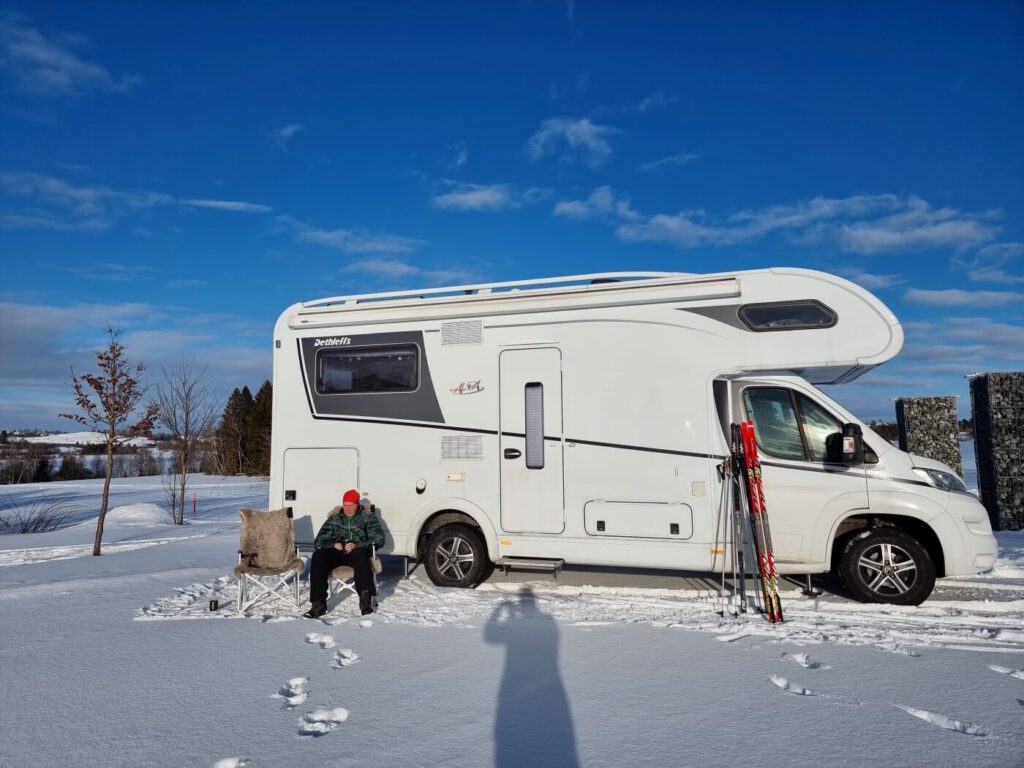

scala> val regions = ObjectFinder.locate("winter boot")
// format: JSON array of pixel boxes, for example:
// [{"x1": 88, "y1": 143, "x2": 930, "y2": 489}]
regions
[
  {"x1": 303, "y1": 599, "x2": 327, "y2": 619},
  {"x1": 359, "y1": 591, "x2": 373, "y2": 615}
]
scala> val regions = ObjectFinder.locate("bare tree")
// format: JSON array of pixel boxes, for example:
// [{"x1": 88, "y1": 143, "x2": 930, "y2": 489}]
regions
[
  {"x1": 154, "y1": 359, "x2": 218, "y2": 525},
  {"x1": 60, "y1": 328, "x2": 158, "y2": 555}
]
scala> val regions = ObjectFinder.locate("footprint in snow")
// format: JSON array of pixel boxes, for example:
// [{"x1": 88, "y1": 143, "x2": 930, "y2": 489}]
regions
[
  {"x1": 331, "y1": 649, "x2": 360, "y2": 669},
  {"x1": 298, "y1": 707, "x2": 349, "y2": 737},
  {"x1": 769, "y1": 674, "x2": 814, "y2": 696},
  {"x1": 357, "y1": 619, "x2": 373, "y2": 630},
  {"x1": 987, "y1": 664, "x2": 1024, "y2": 681},
  {"x1": 781, "y1": 652, "x2": 831, "y2": 670},
  {"x1": 893, "y1": 704, "x2": 990, "y2": 737},
  {"x1": 880, "y1": 643, "x2": 921, "y2": 657},
  {"x1": 212, "y1": 759, "x2": 247, "y2": 768},
  {"x1": 272, "y1": 677, "x2": 309, "y2": 709},
  {"x1": 715, "y1": 632, "x2": 750, "y2": 643},
  {"x1": 305, "y1": 632, "x2": 335, "y2": 649}
]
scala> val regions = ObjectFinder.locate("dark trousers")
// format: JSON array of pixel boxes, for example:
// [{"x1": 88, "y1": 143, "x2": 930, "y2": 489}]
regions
[{"x1": 309, "y1": 546, "x2": 374, "y2": 603}]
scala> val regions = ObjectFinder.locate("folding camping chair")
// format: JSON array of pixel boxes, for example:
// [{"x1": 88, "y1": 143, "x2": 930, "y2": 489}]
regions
[
  {"x1": 328, "y1": 503, "x2": 383, "y2": 609},
  {"x1": 235, "y1": 507, "x2": 305, "y2": 613}
]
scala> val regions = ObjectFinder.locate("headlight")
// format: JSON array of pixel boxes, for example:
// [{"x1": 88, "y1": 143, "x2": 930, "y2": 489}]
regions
[{"x1": 913, "y1": 467, "x2": 968, "y2": 493}]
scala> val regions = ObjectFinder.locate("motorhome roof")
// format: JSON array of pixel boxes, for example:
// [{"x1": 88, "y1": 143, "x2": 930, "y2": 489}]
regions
[{"x1": 301, "y1": 271, "x2": 689, "y2": 309}]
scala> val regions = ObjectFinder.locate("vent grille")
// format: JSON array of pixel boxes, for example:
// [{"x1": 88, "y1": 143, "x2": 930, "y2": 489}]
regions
[
  {"x1": 441, "y1": 435, "x2": 484, "y2": 460},
  {"x1": 441, "y1": 320, "x2": 483, "y2": 345}
]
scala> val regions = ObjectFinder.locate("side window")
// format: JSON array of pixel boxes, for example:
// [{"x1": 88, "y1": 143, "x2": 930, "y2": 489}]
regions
[
  {"x1": 743, "y1": 389, "x2": 805, "y2": 460},
  {"x1": 317, "y1": 344, "x2": 419, "y2": 394},
  {"x1": 743, "y1": 387, "x2": 842, "y2": 462},
  {"x1": 797, "y1": 394, "x2": 841, "y2": 462}
]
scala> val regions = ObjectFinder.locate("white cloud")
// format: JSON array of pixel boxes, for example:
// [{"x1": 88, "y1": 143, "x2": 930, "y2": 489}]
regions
[
  {"x1": 182, "y1": 199, "x2": 272, "y2": 213},
  {"x1": 342, "y1": 259, "x2": 421, "y2": 279},
  {"x1": 0, "y1": 13, "x2": 142, "y2": 96},
  {"x1": 629, "y1": 91, "x2": 677, "y2": 113},
  {"x1": 341, "y1": 259, "x2": 476, "y2": 287},
  {"x1": 0, "y1": 171, "x2": 172, "y2": 230},
  {"x1": 637, "y1": 152, "x2": 700, "y2": 173},
  {"x1": 166, "y1": 278, "x2": 208, "y2": 289},
  {"x1": 443, "y1": 142, "x2": 468, "y2": 172},
  {"x1": 610, "y1": 193, "x2": 999, "y2": 254},
  {"x1": 0, "y1": 300, "x2": 271, "y2": 429},
  {"x1": 66, "y1": 262, "x2": 157, "y2": 283},
  {"x1": 266, "y1": 122, "x2": 306, "y2": 150},
  {"x1": 526, "y1": 117, "x2": 620, "y2": 168},
  {"x1": 275, "y1": 215, "x2": 426, "y2": 255},
  {"x1": 942, "y1": 318, "x2": 1024, "y2": 348},
  {"x1": 552, "y1": 186, "x2": 640, "y2": 221},
  {"x1": 431, "y1": 181, "x2": 550, "y2": 212},
  {"x1": 0, "y1": 171, "x2": 273, "y2": 229},
  {"x1": 959, "y1": 242, "x2": 1024, "y2": 284},
  {"x1": 433, "y1": 183, "x2": 517, "y2": 211},
  {"x1": 837, "y1": 268, "x2": 903, "y2": 291},
  {"x1": 903, "y1": 288, "x2": 1023, "y2": 307}
]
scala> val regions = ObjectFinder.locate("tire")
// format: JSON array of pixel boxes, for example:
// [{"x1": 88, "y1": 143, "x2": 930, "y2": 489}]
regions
[
  {"x1": 424, "y1": 524, "x2": 489, "y2": 588},
  {"x1": 839, "y1": 528, "x2": 936, "y2": 605}
]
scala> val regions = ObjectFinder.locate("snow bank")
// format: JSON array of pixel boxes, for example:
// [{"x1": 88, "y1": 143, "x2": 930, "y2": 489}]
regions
[{"x1": 100, "y1": 503, "x2": 168, "y2": 526}]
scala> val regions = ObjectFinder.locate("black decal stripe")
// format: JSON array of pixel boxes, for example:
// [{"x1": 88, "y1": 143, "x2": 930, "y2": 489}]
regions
[
  {"x1": 306, "y1": 413, "x2": 724, "y2": 460},
  {"x1": 566, "y1": 437, "x2": 720, "y2": 461},
  {"x1": 311, "y1": 413, "x2": 495, "y2": 435},
  {"x1": 759, "y1": 459, "x2": 861, "y2": 475}
]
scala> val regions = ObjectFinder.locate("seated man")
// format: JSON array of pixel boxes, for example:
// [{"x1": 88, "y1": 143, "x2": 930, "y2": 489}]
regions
[{"x1": 304, "y1": 489, "x2": 385, "y2": 619}]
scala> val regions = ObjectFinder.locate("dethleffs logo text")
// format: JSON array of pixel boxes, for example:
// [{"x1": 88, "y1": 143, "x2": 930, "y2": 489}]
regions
[{"x1": 314, "y1": 337, "x2": 352, "y2": 347}]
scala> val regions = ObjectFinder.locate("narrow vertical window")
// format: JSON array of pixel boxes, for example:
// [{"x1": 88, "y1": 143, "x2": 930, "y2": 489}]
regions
[{"x1": 524, "y1": 383, "x2": 544, "y2": 469}]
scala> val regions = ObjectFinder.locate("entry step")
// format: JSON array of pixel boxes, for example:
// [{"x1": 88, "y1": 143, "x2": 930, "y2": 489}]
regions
[{"x1": 495, "y1": 557, "x2": 566, "y2": 578}]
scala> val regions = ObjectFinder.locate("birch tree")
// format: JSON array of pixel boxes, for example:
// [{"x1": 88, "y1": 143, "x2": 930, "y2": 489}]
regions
[
  {"x1": 155, "y1": 359, "x2": 218, "y2": 524},
  {"x1": 60, "y1": 328, "x2": 158, "y2": 555}
]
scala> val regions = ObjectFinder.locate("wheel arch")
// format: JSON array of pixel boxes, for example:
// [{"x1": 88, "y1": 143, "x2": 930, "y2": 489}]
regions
[
  {"x1": 829, "y1": 513, "x2": 945, "y2": 577},
  {"x1": 410, "y1": 497, "x2": 498, "y2": 561}
]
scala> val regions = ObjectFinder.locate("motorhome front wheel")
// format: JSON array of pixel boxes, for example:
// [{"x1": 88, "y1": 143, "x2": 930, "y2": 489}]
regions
[
  {"x1": 424, "y1": 523, "x2": 489, "y2": 588},
  {"x1": 839, "y1": 528, "x2": 936, "y2": 606}
]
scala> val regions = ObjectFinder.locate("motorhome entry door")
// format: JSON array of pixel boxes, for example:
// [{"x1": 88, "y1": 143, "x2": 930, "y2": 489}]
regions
[
  {"x1": 499, "y1": 347, "x2": 565, "y2": 533},
  {"x1": 283, "y1": 447, "x2": 359, "y2": 546}
]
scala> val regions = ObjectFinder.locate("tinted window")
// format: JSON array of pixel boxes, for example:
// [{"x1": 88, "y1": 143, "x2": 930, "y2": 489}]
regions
[
  {"x1": 744, "y1": 388, "x2": 841, "y2": 462},
  {"x1": 318, "y1": 344, "x2": 418, "y2": 394},
  {"x1": 739, "y1": 301, "x2": 836, "y2": 331}
]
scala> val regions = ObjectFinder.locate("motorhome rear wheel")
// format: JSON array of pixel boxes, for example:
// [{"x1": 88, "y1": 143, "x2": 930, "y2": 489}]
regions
[
  {"x1": 424, "y1": 523, "x2": 489, "y2": 588},
  {"x1": 839, "y1": 528, "x2": 936, "y2": 605}
]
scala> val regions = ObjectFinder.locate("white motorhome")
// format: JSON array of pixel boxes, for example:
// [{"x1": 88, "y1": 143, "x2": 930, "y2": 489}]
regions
[{"x1": 269, "y1": 268, "x2": 997, "y2": 605}]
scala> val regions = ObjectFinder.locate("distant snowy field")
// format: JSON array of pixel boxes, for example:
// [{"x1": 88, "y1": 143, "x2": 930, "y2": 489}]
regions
[
  {"x1": 20, "y1": 430, "x2": 154, "y2": 447},
  {"x1": 1, "y1": 474, "x2": 1022, "y2": 768}
]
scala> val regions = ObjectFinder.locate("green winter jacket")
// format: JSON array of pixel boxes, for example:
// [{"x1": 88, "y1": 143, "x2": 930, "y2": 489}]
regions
[{"x1": 314, "y1": 507, "x2": 385, "y2": 551}]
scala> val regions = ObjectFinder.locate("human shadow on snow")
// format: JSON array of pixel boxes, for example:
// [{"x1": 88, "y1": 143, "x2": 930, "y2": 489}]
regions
[{"x1": 484, "y1": 586, "x2": 579, "y2": 768}]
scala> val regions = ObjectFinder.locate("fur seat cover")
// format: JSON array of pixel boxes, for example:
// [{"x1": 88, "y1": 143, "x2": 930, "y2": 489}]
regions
[{"x1": 234, "y1": 507, "x2": 304, "y2": 578}]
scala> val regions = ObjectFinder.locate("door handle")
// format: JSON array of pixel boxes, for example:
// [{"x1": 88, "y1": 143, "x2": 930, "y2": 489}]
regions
[{"x1": 503, "y1": 448, "x2": 522, "y2": 459}]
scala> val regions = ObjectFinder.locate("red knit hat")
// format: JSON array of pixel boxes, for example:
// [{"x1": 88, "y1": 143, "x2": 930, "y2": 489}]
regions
[{"x1": 342, "y1": 489, "x2": 360, "y2": 504}]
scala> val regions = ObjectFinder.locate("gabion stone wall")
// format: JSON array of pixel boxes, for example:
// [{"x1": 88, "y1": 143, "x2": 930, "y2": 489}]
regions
[
  {"x1": 894, "y1": 396, "x2": 963, "y2": 477},
  {"x1": 970, "y1": 372, "x2": 1024, "y2": 531}
]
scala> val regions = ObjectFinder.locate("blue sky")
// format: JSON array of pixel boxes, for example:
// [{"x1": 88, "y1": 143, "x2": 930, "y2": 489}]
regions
[{"x1": 1, "y1": 2, "x2": 1022, "y2": 431}]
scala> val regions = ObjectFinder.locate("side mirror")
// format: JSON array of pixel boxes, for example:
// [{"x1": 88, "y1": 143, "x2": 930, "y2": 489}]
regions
[
  {"x1": 825, "y1": 423, "x2": 865, "y2": 465},
  {"x1": 841, "y1": 423, "x2": 865, "y2": 466}
]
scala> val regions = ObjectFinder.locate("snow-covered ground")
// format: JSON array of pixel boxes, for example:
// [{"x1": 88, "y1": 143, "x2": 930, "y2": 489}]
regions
[
  {"x1": 1, "y1": 476, "x2": 1022, "y2": 767},
  {"x1": 19, "y1": 430, "x2": 155, "y2": 447}
]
